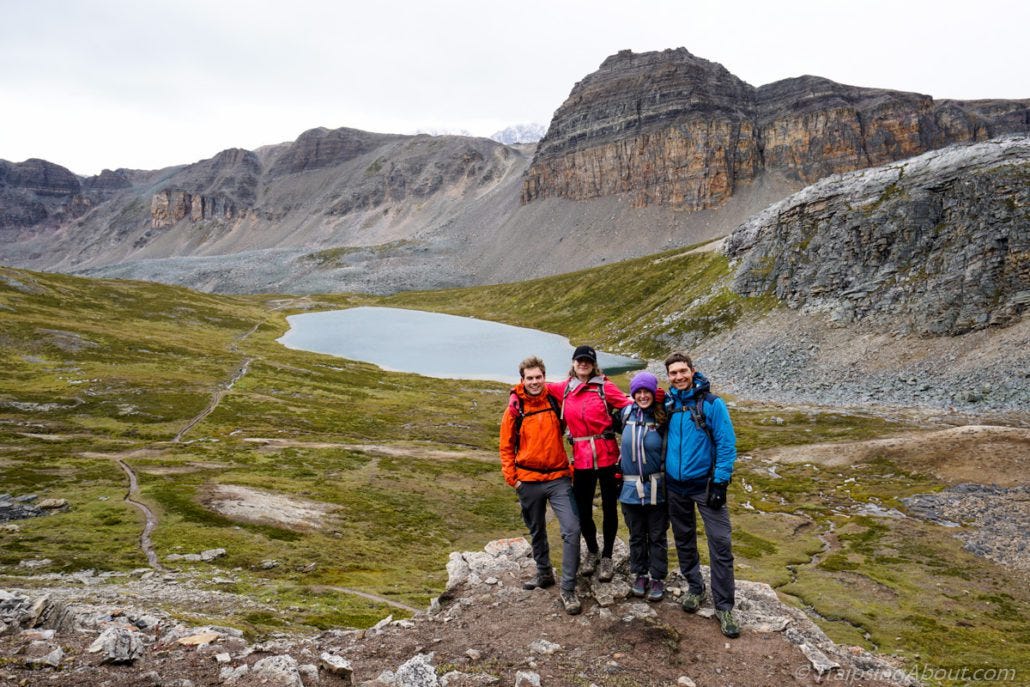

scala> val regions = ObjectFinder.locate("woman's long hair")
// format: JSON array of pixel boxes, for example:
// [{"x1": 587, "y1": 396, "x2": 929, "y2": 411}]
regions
[{"x1": 567, "y1": 362, "x2": 603, "y2": 379}]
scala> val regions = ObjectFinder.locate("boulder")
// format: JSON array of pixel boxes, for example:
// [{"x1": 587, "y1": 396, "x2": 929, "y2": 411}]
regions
[{"x1": 87, "y1": 626, "x2": 145, "y2": 663}]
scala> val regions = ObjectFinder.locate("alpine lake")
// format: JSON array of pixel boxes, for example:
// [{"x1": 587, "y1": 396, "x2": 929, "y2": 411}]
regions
[{"x1": 277, "y1": 306, "x2": 644, "y2": 382}]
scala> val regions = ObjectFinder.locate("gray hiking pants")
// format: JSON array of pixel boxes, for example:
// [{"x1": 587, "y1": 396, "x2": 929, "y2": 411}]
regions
[
  {"x1": 517, "y1": 477, "x2": 581, "y2": 591},
  {"x1": 668, "y1": 489, "x2": 735, "y2": 611}
]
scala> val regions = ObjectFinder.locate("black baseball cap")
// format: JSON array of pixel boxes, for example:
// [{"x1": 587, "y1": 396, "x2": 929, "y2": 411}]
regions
[{"x1": 572, "y1": 345, "x2": 597, "y2": 363}]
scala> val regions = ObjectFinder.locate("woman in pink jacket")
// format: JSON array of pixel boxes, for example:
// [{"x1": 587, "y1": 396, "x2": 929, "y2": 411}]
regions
[{"x1": 548, "y1": 345, "x2": 631, "y2": 582}]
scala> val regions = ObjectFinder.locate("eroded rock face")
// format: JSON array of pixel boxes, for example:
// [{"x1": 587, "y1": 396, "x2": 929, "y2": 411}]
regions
[
  {"x1": 724, "y1": 135, "x2": 1030, "y2": 336},
  {"x1": 523, "y1": 49, "x2": 1030, "y2": 208},
  {"x1": 268, "y1": 127, "x2": 402, "y2": 176},
  {"x1": 150, "y1": 190, "x2": 239, "y2": 228},
  {"x1": 0, "y1": 159, "x2": 84, "y2": 231},
  {"x1": 524, "y1": 49, "x2": 760, "y2": 210}
]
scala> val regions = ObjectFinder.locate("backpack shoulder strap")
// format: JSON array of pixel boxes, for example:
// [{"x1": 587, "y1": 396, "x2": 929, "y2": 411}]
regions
[
  {"x1": 512, "y1": 391, "x2": 563, "y2": 456},
  {"x1": 510, "y1": 390, "x2": 524, "y2": 455}
]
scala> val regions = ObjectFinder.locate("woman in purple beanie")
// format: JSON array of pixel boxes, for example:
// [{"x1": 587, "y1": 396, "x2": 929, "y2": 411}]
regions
[{"x1": 618, "y1": 371, "x2": 670, "y2": 601}]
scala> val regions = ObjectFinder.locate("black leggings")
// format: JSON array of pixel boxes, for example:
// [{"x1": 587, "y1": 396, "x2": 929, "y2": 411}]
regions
[{"x1": 573, "y1": 465, "x2": 621, "y2": 558}]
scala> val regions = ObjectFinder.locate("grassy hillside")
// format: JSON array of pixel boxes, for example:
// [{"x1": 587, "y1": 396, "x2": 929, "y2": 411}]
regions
[
  {"x1": 0, "y1": 267, "x2": 513, "y2": 630},
  {"x1": 1, "y1": 265, "x2": 1026, "y2": 684},
  {"x1": 379, "y1": 242, "x2": 779, "y2": 358}
]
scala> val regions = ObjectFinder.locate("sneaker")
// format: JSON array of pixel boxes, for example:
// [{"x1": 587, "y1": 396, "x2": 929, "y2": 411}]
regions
[
  {"x1": 598, "y1": 557, "x2": 614, "y2": 582},
  {"x1": 681, "y1": 588, "x2": 705, "y2": 613},
  {"x1": 580, "y1": 551, "x2": 598, "y2": 576},
  {"x1": 560, "y1": 589, "x2": 582, "y2": 615},
  {"x1": 631, "y1": 575, "x2": 648, "y2": 597},
  {"x1": 522, "y1": 570, "x2": 555, "y2": 590},
  {"x1": 646, "y1": 579, "x2": 666, "y2": 602},
  {"x1": 716, "y1": 609, "x2": 741, "y2": 638}
]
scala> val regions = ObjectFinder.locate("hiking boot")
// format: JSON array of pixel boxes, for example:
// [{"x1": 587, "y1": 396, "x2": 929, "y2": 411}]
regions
[
  {"x1": 598, "y1": 557, "x2": 614, "y2": 582},
  {"x1": 681, "y1": 588, "x2": 705, "y2": 613},
  {"x1": 522, "y1": 570, "x2": 555, "y2": 590},
  {"x1": 716, "y1": 609, "x2": 741, "y2": 638},
  {"x1": 631, "y1": 575, "x2": 648, "y2": 598},
  {"x1": 646, "y1": 579, "x2": 666, "y2": 602},
  {"x1": 560, "y1": 589, "x2": 582, "y2": 615},
  {"x1": 580, "y1": 551, "x2": 598, "y2": 576}
]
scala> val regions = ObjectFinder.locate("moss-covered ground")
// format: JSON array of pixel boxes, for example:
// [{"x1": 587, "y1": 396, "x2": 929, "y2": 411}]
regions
[{"x1": 1, "y1": 263, "x2": 1026, "y2": 685}]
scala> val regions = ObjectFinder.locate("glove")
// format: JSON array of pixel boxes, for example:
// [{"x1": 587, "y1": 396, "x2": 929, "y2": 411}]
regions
[
  {"x1": 655, "y1": 386, "x2": 666, "y2": 403},
  {"x1": 706, "y1": 481, "x2": 728, "y2": 510}
]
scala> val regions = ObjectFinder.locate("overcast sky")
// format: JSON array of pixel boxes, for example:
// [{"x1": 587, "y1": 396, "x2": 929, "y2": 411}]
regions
[{"x1": 2, "y1": 0, "x2": 1027, "y2": 176}]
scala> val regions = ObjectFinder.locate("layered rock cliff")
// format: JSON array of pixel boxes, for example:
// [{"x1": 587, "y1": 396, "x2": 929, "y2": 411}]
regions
[
  {"x1": 723, "y1": 135, "x2": 1029, "y2": 336},
  {"x1": 523, "y1": 48, "x2": 1029, "y2": 209}
]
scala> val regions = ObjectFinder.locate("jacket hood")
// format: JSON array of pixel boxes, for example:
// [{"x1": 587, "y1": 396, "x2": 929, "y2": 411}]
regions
[
  {"x1": 668, "y1": 371, "x2": 711, "y2": 403},
  {"x1": 509, "y1": 382, "x2": 550, "y2": 411}
]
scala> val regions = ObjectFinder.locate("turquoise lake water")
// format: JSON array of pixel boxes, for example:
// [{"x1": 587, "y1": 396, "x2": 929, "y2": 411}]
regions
[{"x1": 277, "y1": 306, "x2": 643, "y2": 383}]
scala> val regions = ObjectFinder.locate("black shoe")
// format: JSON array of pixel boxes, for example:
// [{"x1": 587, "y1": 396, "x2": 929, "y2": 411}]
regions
[{"x1": 522, "y1": 570, "x2": 555, "y2": 590}]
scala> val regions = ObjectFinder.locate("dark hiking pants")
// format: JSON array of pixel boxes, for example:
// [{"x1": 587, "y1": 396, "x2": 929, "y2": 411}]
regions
[
  {"x1": 621, "y1": 502, "x2": 669, "y2": 579},
  {"x1": 572, "y1": 464, "x2": 621, "y2": 558},
  {"x1": 668, "y1": 488, "x2": 735, "y2": 610}
]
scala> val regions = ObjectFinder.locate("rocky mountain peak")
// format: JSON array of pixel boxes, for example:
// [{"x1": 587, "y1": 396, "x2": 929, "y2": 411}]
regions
[
  {"x1": 82, "y1": 169, "x2": 132, "y2": 192},
  {"x1": 268, "y1": 126, "x2": 403, "y2": 177},
  {"x1": 0, "y1": 159, "x2": 81, "y2": 196},
  {"x1": 524, "y1": 48, "x2": 760, "y2": 209},
  {"x1": 523, "y1": 47, "x2": 1029, "y2": 208}
]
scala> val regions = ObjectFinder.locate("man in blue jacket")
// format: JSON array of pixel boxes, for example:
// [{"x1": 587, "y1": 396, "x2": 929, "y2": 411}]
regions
[{"x1": 663, "y1": 351, "x2": 740, "y2": 638}]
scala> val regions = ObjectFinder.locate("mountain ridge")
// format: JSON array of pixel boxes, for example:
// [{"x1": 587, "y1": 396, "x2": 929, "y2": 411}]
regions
[{"x1": 0, "y1": 47, "x2": 1027, "y2": 297}]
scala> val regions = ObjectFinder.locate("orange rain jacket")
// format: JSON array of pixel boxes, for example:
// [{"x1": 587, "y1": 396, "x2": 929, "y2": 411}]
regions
[{"x1": 499, "y1": 383, "x2": 571, "y2": 487}]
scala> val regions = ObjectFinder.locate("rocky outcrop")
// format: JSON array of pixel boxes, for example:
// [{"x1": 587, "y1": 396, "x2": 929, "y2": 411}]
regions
[
  {"x1": 0, "y1": 539, "x2": 912, "y2": 686},
  {"x1": 724, "y1": 135, "x2": 1029, "y2": 336},
  {"x1": 150, "y1": 190, "x2": 239, "y2": 228},
  {"x1": 82, "y1": 169, "x2": 131, "y2": 192},
  {"x1": 523, "y1": 48, "x2": 1029, "y2": 208},
  {"x1": 148, "y1": 147, "x2": 260, "y2": 228},
  {"x1": 324, "y1": 136, "x2": 514, "y2": 216},
  {"x1": 0, "y1": 159, "x2": 81, "y2": 197},
  {"x1": 523, "y1": 49, "x2": 760, "y2": 209},
  {"x1": 268, "y1": 127, "x2": 403, "y2": 177},
  {"x1": 0, "y1": 159, "x2": 84, "y2": 230}
]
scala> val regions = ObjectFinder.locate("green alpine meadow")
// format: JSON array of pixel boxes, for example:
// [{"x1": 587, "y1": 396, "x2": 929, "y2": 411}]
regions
[{"x1": 2, "y1": 254, "x2": 1026, "y2": 681}]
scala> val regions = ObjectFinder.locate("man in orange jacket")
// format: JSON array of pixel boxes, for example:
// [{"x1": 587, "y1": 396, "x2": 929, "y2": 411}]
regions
[{"x1": 500, "y1": 356, "x2": 582, "y2": 614}]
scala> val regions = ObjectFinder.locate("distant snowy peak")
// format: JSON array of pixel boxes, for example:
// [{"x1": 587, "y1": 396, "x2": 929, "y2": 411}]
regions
[
  {"x1": 490, "y1": 123, "x2": 546, "y2": 145},
  {"x1": 414, "y1": 127, "x2": 474, "y2": 137}
]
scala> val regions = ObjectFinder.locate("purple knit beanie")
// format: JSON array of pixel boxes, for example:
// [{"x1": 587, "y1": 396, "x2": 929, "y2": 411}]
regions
[{"x1": 629, "y1": 371, "x2": 658, "y2": 396}]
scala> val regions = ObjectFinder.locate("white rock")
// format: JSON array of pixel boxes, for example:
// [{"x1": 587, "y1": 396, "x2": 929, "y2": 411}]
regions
[
  {"x1": 395, "y1": 652, "x2": 439, "y2": 687},
  {"x1": 320, "y1": 651, "x2": 353, "y2": 679},
  {"x1": 87, "y1": 626, "x2": 144, "y2": 663},
  {"x1": 24, "y1": 644, "x2": 64, "y2": 669},
  {"x1": 798, "y1": 642, "x2": 841, "y2": 675},
  {"x1": 527, "y1": 639, "x2": 562, "y2": 655},
  {"x1": 219, "y1": 664, "x2": 249, "y2": 684},
  {"x1": 371, "y1": 614, "x2": 394, "y2": 633},
  {"x1": 252, "y1": 654, "x2": 304, "y2": 687},
  {"x1": 514, "y1": 671, "x2": 541, "y2": 687},
  {"x1": 677, "y1": 677, "x2": 697, "y2": 687},
  {"x1": 215, "y1": 652, "x2": 232, "y2": 663},
  {"x1": 298, "y1": 663, "x2": 319, "y2": 683},
  {"x1": 483, "y1": 538, "x2": 531, "y2": 558}
]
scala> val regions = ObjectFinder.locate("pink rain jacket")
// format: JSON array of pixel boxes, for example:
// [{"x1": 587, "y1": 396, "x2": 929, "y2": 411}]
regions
[{"x1": 548, "y1": 376, "x2": 631, "y2": 470}]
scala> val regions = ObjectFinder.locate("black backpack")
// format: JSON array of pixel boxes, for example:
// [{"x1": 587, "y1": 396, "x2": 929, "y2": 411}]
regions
[{"x1": 509, "y1": 390, "x2": 563, "y2": 457}]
